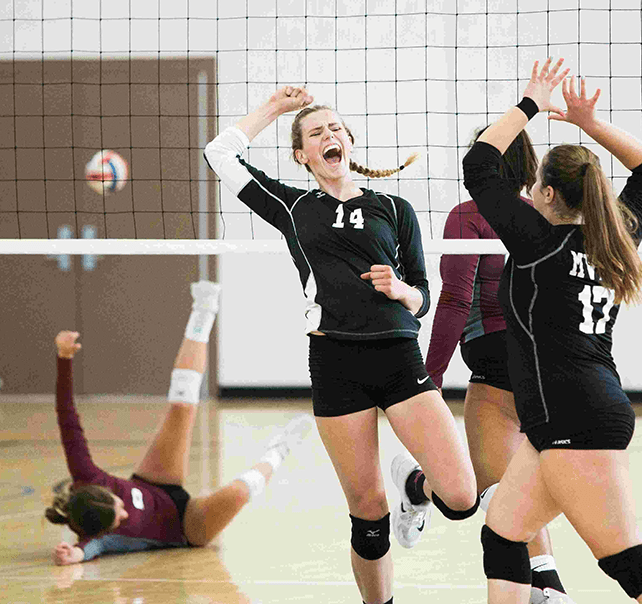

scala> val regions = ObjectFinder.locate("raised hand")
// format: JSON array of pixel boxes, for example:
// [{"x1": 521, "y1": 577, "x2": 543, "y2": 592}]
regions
[
  {"x1": 522, "y1": 58, "x2": 569, "y2": 118},
  {"x1": 55, "y1": 330, "x2": 82, "y2": 359},
  {"x1": 549, "y1": 75, "x2": 601, "y2": 129},
  {"x1": 269, "y1": 86, "x2": 314, "y2": 115}
]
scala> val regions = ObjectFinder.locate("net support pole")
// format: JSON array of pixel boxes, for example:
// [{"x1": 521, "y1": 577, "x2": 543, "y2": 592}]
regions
[{"x1": 197, "y1": 70, "x2": 212, "y2": 495}]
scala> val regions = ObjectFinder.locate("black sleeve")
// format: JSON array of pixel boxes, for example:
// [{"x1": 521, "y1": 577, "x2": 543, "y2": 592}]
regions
[
  {"x1": 463, "y1": 141, "x2": 556, "y2": 263},
  {"x1": 237, "y1": 159, "x2": 309, "y2": 234},
  {"x1": 618, "y1": 163, "x2": 642, "y2": 243},
  {"x1": 394, "y1": 196, "x2": 430, "y2": 318}
]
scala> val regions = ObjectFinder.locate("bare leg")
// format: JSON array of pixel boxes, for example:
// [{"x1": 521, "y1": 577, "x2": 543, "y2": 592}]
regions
[
  {"x1": 134, "y1": 281, "x2": 219, "y2": 485},
  {"x1": 386, "y1": 390, "x2": 477, "y2": 509},
  {"x1": 183, "y1": 461, "x2": 273, "y2": 546},
  {"x1": 184, "y1": 414, "x2": 314, "y2": 546},
  {"x1": 133, "y1": 338, "x2": 206, "y2": 484},
  {"x1": 316, "y1": 408, "x2": 392, "y2": 604},
  {"x1": 539, "y1": 449, "x2": 642, "y2": 559},
  {"x1": 485, "y1": 439, "x2": 561, "y2": 604},
  {"x1": 488, "y1": 440, "x2": 642, "y2": 603},
  {"x1": 464, "y1": 383, "x2": 553, "y2": 558}
]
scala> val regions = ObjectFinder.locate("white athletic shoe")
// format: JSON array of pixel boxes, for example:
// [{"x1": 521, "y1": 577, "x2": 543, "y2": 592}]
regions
[
  {"x1": 190, "y1": 281, "x2": 221, "y2": 314},
  {"x1": 530, "y1": 587, "x2": 576, "y2": 604},
  {"x1": 390, "y1": 452, "x2": 432, "y2": 549},
  {"x1": 265, "y1": 413, "x2": 315, "y2": 462}
]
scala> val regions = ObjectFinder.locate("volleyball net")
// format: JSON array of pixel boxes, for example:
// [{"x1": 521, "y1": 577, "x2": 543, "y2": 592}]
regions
[{"x1": 2, "y1": 1, "x2": 642, "y2": 256}]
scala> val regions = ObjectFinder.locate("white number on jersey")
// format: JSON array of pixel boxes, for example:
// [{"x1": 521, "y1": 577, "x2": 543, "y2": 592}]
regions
[
  {"x1": 332, "y1": 204, "x2": 345, "y2": 228},
  {"x1": 349, "y1": 208, "x2": 364, "y2": 229},
  {"x1": 578, "y1": 284, "x2": 615, "y2": 334},
  {"x1": 332, "y1": 204, "x2": 364, "y2": 230},
  {"x1": 131, "y1": 487, "x2": 145, "y2": 510}
]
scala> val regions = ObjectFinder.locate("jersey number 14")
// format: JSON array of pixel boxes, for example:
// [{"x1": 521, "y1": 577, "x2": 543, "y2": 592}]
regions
[{"x1": 332, "y1": 205, "x2": 364, "y2": 229}]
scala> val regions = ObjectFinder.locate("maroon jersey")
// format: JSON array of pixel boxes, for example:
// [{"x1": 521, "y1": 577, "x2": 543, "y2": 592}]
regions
[
  {"x1": 424, "y1": 199, "x2": 519, "y2": 388},
  {"x1": 56, "y1": 358, "x2": 187, "y2": 559}
]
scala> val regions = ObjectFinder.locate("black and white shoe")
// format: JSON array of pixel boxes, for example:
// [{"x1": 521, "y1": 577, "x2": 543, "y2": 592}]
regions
[{"x1": 390, "y1": 452, "x2": 432, "y2": 549}]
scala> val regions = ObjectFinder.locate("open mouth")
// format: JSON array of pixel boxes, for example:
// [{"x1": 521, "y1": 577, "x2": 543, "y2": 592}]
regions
[{"x1": 323, "y1": 143, "x2": 342, "y2": 165}]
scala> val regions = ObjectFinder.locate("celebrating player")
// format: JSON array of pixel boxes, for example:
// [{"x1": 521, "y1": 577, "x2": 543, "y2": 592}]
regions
[
  {"x1": 425, "y1": 129, "x2": 572, "y2": 603},
  {"x1": 204, "y1": 87, "x2": 478, "y2": 604},
  {"x1": 46, "y1": 281, "x2": 313, "y2": 565},
  {"x1": 463, "y1": 58, "x2": 642, "y2": 603}
]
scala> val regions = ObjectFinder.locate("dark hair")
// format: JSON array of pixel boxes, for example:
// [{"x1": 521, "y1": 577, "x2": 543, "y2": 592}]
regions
[
  {"x1": 45, "y1": 484, "x2": 117, "y2": 538},
  {"x1": 473, "y1": 127, "x2": 538, "y2": 195},
  {"x1": 291, "y1": 105, "x2": 418, "y2": 178},
  {"x1": 540, "y1": 144, "x2": 642, "y2": 304}
]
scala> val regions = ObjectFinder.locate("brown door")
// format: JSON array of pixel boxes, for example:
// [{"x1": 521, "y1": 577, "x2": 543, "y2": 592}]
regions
[{"x1": 1, "y1": 57, "x2": 217, "y2": 395}]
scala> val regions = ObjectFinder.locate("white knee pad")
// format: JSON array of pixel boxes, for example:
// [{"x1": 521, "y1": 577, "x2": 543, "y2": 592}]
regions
[
  {"x1": 167, "y1": 368, "x2": 203, "y2": 405},
  {"x1": 480, "y1": 483, "x2": 499, "y2": 513}
]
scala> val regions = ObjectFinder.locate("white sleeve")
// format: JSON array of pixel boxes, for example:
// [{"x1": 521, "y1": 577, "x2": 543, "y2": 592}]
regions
[{"x1": 203, "y1": 127, "x2": 253, "y2": 196}]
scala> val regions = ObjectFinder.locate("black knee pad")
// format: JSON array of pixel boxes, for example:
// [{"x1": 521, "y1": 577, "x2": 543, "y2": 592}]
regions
[
  {"x1": 598, "y1": 544, "x2": 642, "y2": 599},
  {"x1": 481, "y1": 524, "x2": 531, "y2": 584},
  {"x1": 350, "y1": 513, "x2": 391, "y2": 561},
  {"x1": 432, "y1": 492, "x2": 480, "y2": 520}
]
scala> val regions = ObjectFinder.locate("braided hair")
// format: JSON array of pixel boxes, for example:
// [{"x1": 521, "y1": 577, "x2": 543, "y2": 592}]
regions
[{"x1": 291, "y1": 105, "x2": 419, "y2": 177}]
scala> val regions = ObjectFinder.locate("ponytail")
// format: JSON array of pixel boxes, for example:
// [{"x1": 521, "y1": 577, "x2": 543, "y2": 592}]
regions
[
  {"x1": 45, "y1": 492, "x2": 71, "y2": 525},
  {"x1": 581, "y1": 163, "x2": 642, "y2": 304},
  {"x1": 541, "y1": 145, "x2": 642, "y2": 304}
]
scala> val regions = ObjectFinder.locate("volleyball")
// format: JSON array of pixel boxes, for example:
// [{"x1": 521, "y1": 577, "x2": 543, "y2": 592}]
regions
[{"x1": 85, "y1": 150, "x2": 128, "y2": 195}]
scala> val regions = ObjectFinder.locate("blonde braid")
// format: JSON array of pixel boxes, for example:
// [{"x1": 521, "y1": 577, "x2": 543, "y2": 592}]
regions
[{"x1": 349, "y1": 152, "x2": 420, "y2": 178}]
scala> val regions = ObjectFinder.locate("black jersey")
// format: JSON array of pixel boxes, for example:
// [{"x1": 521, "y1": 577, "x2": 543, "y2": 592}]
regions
[
  {"x1": 204, "y1": 127, "x2": 429, "y2": 340},
  {"x1": 463, "y1": 141, "x2": 642, "y2": 431}
]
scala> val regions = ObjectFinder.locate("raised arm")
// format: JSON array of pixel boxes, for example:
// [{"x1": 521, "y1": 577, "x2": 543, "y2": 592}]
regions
[
  {"x1": 550, "y1": 75, "x2": 642, "y2": 171},
  {"x1": 478, "y1": 58, "x2": 569, "y2": 154},
  {"x1": 235, "y1": 86, "x2": 314, "y2": 142},
  {"x1": 55, "y1": 331, "x2": 102, "y2": 483}
]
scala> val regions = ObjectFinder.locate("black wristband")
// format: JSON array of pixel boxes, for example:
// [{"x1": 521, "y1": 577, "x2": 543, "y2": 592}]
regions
[{"x1": 516, "y1": 97, "x2": 539, "y2": 120}]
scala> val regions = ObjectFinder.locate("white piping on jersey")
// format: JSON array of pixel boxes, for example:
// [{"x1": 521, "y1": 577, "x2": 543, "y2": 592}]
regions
[
  {"x1": 381, "y1": 193, "x2": 403, "y2": 272},
  {"x1": 244, "y1": 176, "x2": 323, "y2": 333},
  {"x1": 514, "y1": 229, "x2": 577, "y2": 270},
  {"x1": 290, "y1": 191, "x2": 307, "y2": 213},
  {"x1": 324, "y1": 328, "x2": 420, "y2": 337},
  {"x1": 509, "y1": 230, "x2": 576, "y2": 424},
  {"x1": 206, "y1": 128, "x2": 322, "y2": 332}
]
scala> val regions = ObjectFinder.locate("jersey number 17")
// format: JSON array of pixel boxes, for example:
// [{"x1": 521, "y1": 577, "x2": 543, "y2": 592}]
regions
[{"x1": 578, "y1": 284, "x2": 615, "y2": 334}]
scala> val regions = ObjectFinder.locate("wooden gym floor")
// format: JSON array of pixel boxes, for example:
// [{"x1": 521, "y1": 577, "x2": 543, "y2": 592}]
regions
[{"x1": 1, "y1": 395, "x2": 641, "y2": 604}]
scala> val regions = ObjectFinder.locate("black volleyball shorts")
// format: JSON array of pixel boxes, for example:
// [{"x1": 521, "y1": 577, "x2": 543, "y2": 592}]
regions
[
  {"x1": 308, "y1": 335, "x2": 437, "y2": 417},
  {"x1": 460, "y1": 330, "x2": 512, "y2": 392},
  {"x1": 525, "y1": 404, "x2": 635, "y2": 452},
  {"x1": 131, "y1": 474, "x2": 191, "y2": 522}
]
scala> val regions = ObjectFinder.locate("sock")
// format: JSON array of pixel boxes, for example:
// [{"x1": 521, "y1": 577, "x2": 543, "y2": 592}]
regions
[
  {"x1": 260, "y1": 445, "x2": 287, "y2": 472},
  {"x1": 405, "y1": 469, "x2": 429, "y2": 505},
  {"x1": 237, "y1": 469, "x2": 266, "y2": 500},
  {"x1": 184, "y1": 309, "x2": 215, "y2": 343},
  {"x1": 530, "y1": 555, "x2": 565, "y2": 593}
]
